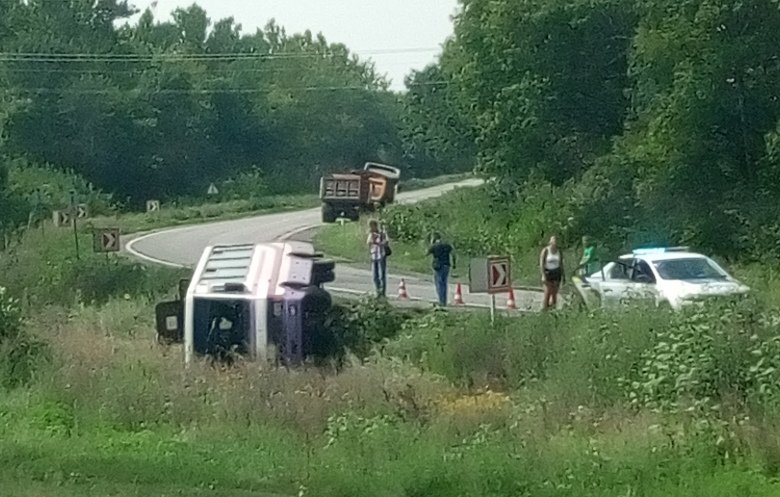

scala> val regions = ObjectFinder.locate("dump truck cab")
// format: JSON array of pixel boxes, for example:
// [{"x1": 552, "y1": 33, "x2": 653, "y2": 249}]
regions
[{"x1": 363, "y1": 162, "x2": 401, "y2": 206}]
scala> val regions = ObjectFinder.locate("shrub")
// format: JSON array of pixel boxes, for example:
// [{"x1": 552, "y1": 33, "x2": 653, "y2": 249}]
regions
[
  {"x1": 218, "y1": 166, "x2": 268, "y2": 201},
  {"x1": 0, "y1": 226, "x2": 185, "y2": 306},
  {"x1": 8, "y1": 159, "x2": 115, "y2": 217},
  {"x1": 627, "y1": 299, "x2": 780, "y2": 414},
  {"x1": 323, "y1": 297, "x2": 415, "y2": 360},
  {"x1": 0, "y1": 287, "x2": 46, "y2": 388},
  {"x1": 387, "y1": 299, "x2": 780, "y2": 417}
]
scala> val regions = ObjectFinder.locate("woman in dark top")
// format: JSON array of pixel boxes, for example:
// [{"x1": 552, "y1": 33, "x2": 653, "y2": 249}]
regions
[{"x1": 427, "y1": 232, "x2": 456, "y2": 306}]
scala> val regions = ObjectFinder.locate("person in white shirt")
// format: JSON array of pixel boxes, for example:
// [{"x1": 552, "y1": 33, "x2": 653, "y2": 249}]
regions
[
  {"x1": 540, "y1": 235, "x2": 565, "y2": 310},
  {"x1": 366, "y1": 220, "x2": 389, "y2": 297}
]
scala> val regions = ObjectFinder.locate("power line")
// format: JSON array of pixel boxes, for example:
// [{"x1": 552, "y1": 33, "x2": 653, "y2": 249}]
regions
[
  {"x1": 0, "y1": 66, "x2": 367, "y2": 75},
  {"x1": 1, "y1": 81, "x2": 451, "y2": 95},
  {"x1": 0, "y1": 47, "x2": 441, "y2": 63}
]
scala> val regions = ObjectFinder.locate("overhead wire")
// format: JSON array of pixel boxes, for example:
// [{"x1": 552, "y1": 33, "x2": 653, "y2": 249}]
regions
[
  {"x1": 1, "y1": 81, "x2": 452, "y2": 95},
  {"x1": 0, "y1": 47, "x2": 442, "y2": 63},
  {"x1": 0, "y1": 47, "x2": 448, "y2": 93}
]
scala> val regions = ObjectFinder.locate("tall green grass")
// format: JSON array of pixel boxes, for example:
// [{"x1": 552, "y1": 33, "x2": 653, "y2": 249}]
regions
[
  {"x1": 0, "y1": 225, "x2": 184, "y2": 307},
  {"x1": 0, "y1": 299, "x2": 778, "y2": 495}
]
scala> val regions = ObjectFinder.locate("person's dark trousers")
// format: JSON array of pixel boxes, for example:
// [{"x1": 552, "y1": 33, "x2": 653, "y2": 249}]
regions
[
  {"x1": 372, "y1": 257, "x2": 387, "y2": 297},
  {"x1": 434, "y1": 265, "x2": 450, "y2": 306}
]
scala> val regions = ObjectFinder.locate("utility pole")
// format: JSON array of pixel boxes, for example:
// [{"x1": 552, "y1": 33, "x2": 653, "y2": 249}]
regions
[{"x1": 69, "y1": 190, "x2": 80, "y2": 260}]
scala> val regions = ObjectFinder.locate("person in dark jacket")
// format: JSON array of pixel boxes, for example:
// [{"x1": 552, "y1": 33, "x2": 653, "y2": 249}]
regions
[{"x1": 427, "y1": 232, "x2": 456, "y2": 306}]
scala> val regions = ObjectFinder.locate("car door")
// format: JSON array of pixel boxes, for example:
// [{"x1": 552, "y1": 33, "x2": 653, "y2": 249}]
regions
[
  {"x1": 622, "y1": 259, "x2": 658, "y2": 304},
  {"x1": 595, "y1": 258, "x2": 633, "y2": 307}
]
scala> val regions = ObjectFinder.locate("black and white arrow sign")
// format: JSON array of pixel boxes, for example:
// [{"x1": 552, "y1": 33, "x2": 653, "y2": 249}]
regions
[
  {"x1": 487, "y1": 257, "x2": 512, "y2": 294},
  {"x1": 94, "y1": 228, "x2": 120, "y2": 253}
]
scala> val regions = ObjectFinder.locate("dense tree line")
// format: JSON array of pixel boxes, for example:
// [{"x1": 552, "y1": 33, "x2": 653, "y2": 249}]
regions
[
  {"x1": 0, "y1": 0, "x2": 456, "y2": 212},
  {"x1": 410, "y1": 0, "x2": 780, "y2": 259}
]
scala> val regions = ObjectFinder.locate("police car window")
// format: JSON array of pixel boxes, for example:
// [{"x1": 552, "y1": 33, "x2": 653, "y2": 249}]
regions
[
  {"x1": 631, "y1": 260, "x2": 655, "y2": 283},
  {"x1": 609, "y1": 259, "x2": 631, "y2": 280}
]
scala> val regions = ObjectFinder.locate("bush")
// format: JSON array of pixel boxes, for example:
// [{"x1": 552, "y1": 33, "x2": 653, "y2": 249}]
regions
[
  {"x1": 0, "y1": 226, "x2": 185, "y2": 307},
  {"x1": 627, "y1": 299, "x2": 780, "y2": 415},
  {"x1": 0, "y1": 287, "x2": 46, "y2": 388},
  {"x1": 323, "y1": 297, "x2": 416, "y2": 360},
  {"x1": 7, "y1": 159, "x2": 115, "y2": 217},
  {"x1": 218, "y1": 166, "x2": 268, "y2": 201},
  {"x1": 67, "y1": 258, "x2": 184, "y2": 305},
  {"x1": 385, "y1": 299, "x2": 780, "y2": 418}
]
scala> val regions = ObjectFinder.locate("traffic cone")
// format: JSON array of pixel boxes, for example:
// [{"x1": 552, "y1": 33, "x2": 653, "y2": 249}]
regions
[
  {"x1": 453, "y1": 282, "x2": 465, "y2": 305},
  {"x1": 398, "y1": 278, "x2": 409, "y2": 300},
  {"x1": 506, "y1": 288, "x2": 517, "y2": 310}
]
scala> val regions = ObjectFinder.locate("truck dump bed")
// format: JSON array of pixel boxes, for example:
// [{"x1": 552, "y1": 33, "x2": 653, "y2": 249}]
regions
[{"x1": 320, "y1": 173, "x2": 370, "y2": 201}]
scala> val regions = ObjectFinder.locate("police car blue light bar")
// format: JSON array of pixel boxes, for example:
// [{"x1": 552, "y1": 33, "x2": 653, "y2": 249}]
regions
[{"x1": 632, "y1": 246, "x2": 690, "y2": 255}]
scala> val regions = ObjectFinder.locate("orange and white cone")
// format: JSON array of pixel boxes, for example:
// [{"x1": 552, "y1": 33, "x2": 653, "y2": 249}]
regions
[
  {"x1": 506, "y1": 288, "x2": 517, "y2": 310},
  {"x1": 398, "y1": 278, "x2": 409, "y2": 300},
  {"x1": 453, "y1": 282, "x2": 465, "y2": 305}
]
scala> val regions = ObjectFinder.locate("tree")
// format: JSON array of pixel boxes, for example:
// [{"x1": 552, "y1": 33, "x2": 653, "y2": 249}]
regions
[
  {"x1": 625, "y1": 0, "x2": 780, "y2": 254},
  {"x1": 402, "y1": 62, "x2": 476, "y2": 177},
  {"x1": 445, "y1": 0, "x2": 637, "y2": 186},
  {"x1": 0, "y1": 2, "x2": 404, "y2": 202}
]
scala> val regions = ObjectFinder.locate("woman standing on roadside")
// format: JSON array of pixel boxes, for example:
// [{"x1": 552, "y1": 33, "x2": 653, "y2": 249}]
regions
[
  {"x1": 540, "y1": 235, "x2": 564, "y2": 310},
  {"x1": 367, "y1": 220, "x2": 389, "y2": 297}
]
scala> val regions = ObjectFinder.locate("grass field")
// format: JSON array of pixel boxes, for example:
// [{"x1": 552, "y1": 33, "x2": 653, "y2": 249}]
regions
[{"x1": 3, "y1": 297, "x2": 780, "y2": 496}]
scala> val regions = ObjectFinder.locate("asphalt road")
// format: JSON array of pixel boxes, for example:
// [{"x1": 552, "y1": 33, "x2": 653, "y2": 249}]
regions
[{"x1": 125, "y1": 179, "x2": 543, "y2": 311}]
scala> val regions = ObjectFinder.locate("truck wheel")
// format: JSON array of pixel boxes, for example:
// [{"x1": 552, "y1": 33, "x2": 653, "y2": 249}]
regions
[{"x1": 321, "y1": 204, "x2": 336, "y2": 223}]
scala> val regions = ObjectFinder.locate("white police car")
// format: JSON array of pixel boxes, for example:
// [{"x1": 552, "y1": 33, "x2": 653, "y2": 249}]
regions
[{"x1": 580, "y1": 247, "x2": 750, "y2": 310}]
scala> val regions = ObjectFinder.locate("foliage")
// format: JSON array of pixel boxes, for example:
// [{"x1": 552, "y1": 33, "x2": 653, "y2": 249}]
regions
[
  {"x1": 324, "y1": 297, "x2": 414, "y2": 359},
  {"x1": 0, "y1": 287, "x2": 46, "y2": 388},
  {"x1": 628, "y1": 299, "x2": 780, "y2": 414},
  {"x1": 399, "y1": 0, "x2": 780, "y2": 264},
  {"x1": 0, "y1": 2, "x2": 440, "y2": 204},
  {"x1": 7, "y1": 158, "x2": 115, "y2": 216},
  {"x1": 401, "y1": 63, "x2": 477, "y2": 177},
  {"x1": 445, "y1": 0, "x2": 637, "y2": 185},
  {"x1": 0, "y1": 223, "x2": 184, "y2": 307},
  {"x1": 386, "y1": 302, "x2": 780, "y2": 415},
  {"x1": 1, "y1": 302, "x2": 780, "y2": 495},
  {"x1": 216, "y1": 166, "x2": 268, "y2": 201}
]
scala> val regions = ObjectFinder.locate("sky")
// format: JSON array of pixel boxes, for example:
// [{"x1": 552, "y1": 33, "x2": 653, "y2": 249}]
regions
[{"x1": 130, "y1": 0, "x2": 460, "y2": 90}]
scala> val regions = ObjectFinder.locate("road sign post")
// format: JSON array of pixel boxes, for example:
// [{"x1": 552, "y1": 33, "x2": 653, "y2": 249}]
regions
[
  {"x1": 93, "y1": 228, "x2": 120, "y2": 253},
  {"x1": 469, "y1": 256, "x2": 512, "y2": 324},
  {"x1": 69, "y1": 191, "x2": 80, "y2": 260}
]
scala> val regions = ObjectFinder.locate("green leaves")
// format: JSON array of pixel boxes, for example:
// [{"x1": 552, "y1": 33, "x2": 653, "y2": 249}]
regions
[
  {"x1": 443, "y1": 0, "x2": 637, "y2": 185},
  {"x1": 0, "y1": 1, "x2": 404, "y2": 205}
]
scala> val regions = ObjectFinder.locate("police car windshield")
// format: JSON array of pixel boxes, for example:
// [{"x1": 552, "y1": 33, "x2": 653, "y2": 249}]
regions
[{"x1": 653, "y1": 258, "x2": 727, "y2": 281}]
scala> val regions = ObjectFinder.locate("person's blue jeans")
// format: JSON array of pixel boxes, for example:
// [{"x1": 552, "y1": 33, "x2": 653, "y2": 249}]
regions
[
  {"x1": 372, "y1": 257, "x2": 387, "y2": 297},
  {"x1": 434, "y1": 265, "x2": 450, "y2": 306}
]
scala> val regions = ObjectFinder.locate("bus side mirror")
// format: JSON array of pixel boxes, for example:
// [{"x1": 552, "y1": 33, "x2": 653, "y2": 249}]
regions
[{"x1": 178, "y1": 279, "x2": 190, "y2": 300}]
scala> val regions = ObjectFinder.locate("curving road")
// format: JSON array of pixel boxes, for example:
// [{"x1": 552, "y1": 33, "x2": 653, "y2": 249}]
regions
[{"x1": 125, "y1": 179, "x2": 543, "y2": 310}]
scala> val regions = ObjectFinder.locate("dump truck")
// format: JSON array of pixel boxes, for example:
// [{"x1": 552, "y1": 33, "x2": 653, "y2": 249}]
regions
[{"x1": 319, "y1": 162, "x2": 401, "y2": 223}]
